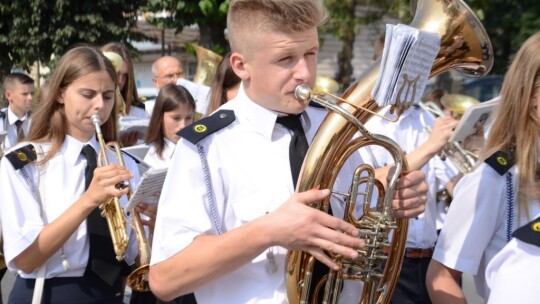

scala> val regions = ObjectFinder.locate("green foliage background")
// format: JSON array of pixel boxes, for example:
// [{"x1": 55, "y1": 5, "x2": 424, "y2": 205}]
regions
[{"x1": 0, "y1": 0, "x2": 539, "y2": 92}]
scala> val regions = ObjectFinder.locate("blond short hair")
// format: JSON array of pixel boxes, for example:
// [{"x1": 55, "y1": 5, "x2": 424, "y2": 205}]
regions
[{"x1": 227, "y1": 0, "x2": 326, "y2": 53}]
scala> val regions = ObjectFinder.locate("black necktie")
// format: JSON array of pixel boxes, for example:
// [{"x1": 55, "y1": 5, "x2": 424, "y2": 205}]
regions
[
  {"x1": 15, "y1": 119, "x2": 24, "y2": 142},
  {"x1": 277, "y1": 115, "x2": 332, "y2": 303},
  {"x1": 276, "y1": 113, "x2": 309, "y2": 188},
  {"x1": 80, "y1": 145, "x2": 122, "y2": 287}
]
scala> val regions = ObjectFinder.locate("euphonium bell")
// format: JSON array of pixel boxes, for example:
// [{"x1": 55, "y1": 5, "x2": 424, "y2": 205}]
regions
[
  {"x1": 440, "y1": 93, "x2": 480, "y2": 120},
  {"x1": 102, "y1": 52, "x2": 128, "y2": 116},
  {"x1": 192, "y1": 44, "x2": 223, "y2": 87},
  {"x1": 285, "y1": 0, "x2": 493, "y2": 303}
]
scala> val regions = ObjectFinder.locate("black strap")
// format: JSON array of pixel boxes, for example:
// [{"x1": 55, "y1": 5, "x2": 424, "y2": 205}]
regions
[
  {"x1": 276, "y1": 114, "x2": 309, "y2": 188},
  {"x1": 80, "y1": 145, "x2": 122, "y2": 286}
]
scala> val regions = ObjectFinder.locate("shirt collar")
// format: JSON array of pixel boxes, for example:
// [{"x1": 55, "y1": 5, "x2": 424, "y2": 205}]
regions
[
  {"x1": 164, "y1": 138, "x2": 176, "y2": 158},
  {"x1": 7, "y1": 106, "x2": 28, "y2": 125},
  {"x1": 231, "y1": 83, "x2": 311, "y2": 140},
  {"x1": 62, "y1": 134, "x2": 100, "y2": 166}
]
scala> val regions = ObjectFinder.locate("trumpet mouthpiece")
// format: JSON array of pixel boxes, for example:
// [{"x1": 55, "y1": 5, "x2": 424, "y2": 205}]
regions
[
  {"x1": 91, "y1": 114, "x2": 102, "y2": 125},
  {"x1": 294, "y1": 84, "x2": 311, "y2": 104}
]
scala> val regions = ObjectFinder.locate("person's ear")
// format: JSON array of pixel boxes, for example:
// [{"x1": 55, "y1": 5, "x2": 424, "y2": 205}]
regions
[
  {"x1": 57, "y1": 92, "x2": 65, "y2": 104},
  {"x1": 230, "y1": 52, "x2": 249, "y2": 80},
  {"x1": 5, "y1": 89, "x2": 12, "y2": 102}
]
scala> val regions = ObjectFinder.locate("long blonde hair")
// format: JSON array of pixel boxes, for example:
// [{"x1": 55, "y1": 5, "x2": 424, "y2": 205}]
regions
[
  {"x1": 27, "y1": 45, "x2": 118, "y2": 162},
  {"x1": 484, "y1": 31, "x2": 540, "y2": 213}
]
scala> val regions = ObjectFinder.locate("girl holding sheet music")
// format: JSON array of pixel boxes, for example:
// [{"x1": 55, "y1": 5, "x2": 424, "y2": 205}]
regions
[
  {"x1": 144, "y1": 84, "x2": 196, "y2": 169},
  {"x1": 426, "y1": 31, "x2": 540, "y2": 302}
]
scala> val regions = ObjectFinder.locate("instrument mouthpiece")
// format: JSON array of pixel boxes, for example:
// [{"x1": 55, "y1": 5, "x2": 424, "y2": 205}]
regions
[
  {"x1": 294, "y1": 84, "x2": 312, "y2": 104},
  {"x1": 91, "y1": 114, "x2": 102, "y2": 125}
]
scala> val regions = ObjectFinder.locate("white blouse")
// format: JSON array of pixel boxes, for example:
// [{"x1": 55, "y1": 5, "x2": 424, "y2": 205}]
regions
[
  {"x1": 0, "y1": 135, "x2": 140, "y2": 278},
  {"x1": 433, "y1": 163, "x2": 540, "y2": 299},
  {"x1": 143, "y1": 139, "x2": 176, "y2": 169}
]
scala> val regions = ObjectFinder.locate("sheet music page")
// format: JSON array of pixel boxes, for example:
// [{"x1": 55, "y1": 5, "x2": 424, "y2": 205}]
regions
[
  {"x1": 450, "y1": 97, "x2": 499, "y2": 142},
  {"x1": 118, "y1": 116, "x2": 150, "y2": 140},
  {"x1": 126, "y1": 167, "x2": 168, "y2": 211},
  {"x1": 372, "y1": 24, "x2": 440, "y2": 107}
]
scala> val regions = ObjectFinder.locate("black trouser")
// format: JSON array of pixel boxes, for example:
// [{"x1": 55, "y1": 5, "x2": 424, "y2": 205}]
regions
[
  {"x1": 9, "y1": 273, "x2": 124, "y2": 304},
  {"x1": 0, "y1": 267, "x2": 6, "y2": 304},
  {"x1": 391, "y1": 257, "x2": 432, "y2": 304}
]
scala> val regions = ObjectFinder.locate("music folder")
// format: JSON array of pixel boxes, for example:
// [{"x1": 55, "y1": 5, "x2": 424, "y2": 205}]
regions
[{"x1": 126, "y1": 167, "x2": 168, "y2": 211}]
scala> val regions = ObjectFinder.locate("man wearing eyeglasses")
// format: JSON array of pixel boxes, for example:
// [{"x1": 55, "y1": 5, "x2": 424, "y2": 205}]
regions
[
  {"x1": 147, "y1": 56, "x2": 210, "y2": 117},
  {"x1": 152, "y1": 56, "x2": 185, "y2": 89}
]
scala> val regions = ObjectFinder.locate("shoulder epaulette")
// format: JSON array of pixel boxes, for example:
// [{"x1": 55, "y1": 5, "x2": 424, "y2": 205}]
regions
[
  {"x1": 178, "y1": 109, "x2": 235, "y2": 145},
  {"x1": 512, "y1": 216, "x2": 540, "y2": 247},
  {"x1": 140, "y1": 96, "x2": 156, "y2": 102},
  {"x1": 5, "y1": 144, "x2": 37, "y2": 170},
  {"x1": 484, "y1": 149, "x2": 515, "y2": 175},
  {"x1": 131, "y1": 99, "x2": 146, "y2": 110}
]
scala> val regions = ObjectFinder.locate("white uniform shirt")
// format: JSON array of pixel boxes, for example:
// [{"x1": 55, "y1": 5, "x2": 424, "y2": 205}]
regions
[
  {"x1": 151, "y1": 84, "x2": 363, "y2": 304},
  {"x1": 486, "y1": 210, "x2": 540, "y2": 304},
  {"x1": 433, "y1": 163, "x2": 540, "y2": 299},
  {"x1": 143, "y1": 139, "x2": 176, "y2": 169},
  {"x1": 129, "y1": 105, "x2": 148, "y2": 118},
  {"x1": 0, "y1": 135, "x2": 140, "y2": 279},
  {"x1": 0, "y1": 107, "x2": 31, "y2": 150},
  {"x1": 359, "y1": 106, "x2": 459, "y2": 249},
  {"x1": 486, "y1": 233, "x2": 540, "y2": 304}
]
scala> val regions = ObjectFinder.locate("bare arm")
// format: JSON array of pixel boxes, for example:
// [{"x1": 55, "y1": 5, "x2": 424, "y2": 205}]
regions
[
  {"x1": 149, "y1": 189, "x2": 364, "y2": 301},
  {"x1": 13, "y1": 164, "x2": 132, "y2": 273},
  {"x1": 374, "y1": 116, "x2": 459, "y2": 186},
  {"x1": 426, "y1": 259, "x2": 466, "y2": 304}
]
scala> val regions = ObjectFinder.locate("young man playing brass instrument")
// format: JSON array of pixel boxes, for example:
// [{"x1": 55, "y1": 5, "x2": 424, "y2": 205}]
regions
[{"x1": 149, "y1": 0, "x2": 428, "y2": 303}]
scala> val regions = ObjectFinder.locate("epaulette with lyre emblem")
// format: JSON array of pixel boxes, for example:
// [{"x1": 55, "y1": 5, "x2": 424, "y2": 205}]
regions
[
  {"x1": 178, "y1": 110, "x2": 235, "y2": 145},
  {"x1": 5, "y1": 144, "x2": 37, "y2": 170},
  {"x1": 484, "y1": 149, "x2": 515, "y2": 175},
  {"x1": 139, "y1": 95, "x2": 156, "y2": 102},
  {"x1": 512, "y1": 216, "x2": 540, "y2": 247}
]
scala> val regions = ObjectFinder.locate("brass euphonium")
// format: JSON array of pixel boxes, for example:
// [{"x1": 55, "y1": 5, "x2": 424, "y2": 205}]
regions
[
  {"x1": 192, "y1": 44, "x2": 223, "y2": 87},
  {"x1": 285, "y1": 0, "x2": 493, "y2": 303},
  {"x1": 91, "y1": 114, "x2": 153, "y2": 291}
]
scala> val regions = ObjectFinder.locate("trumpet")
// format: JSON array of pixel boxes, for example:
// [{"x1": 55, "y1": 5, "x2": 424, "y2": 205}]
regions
[
  {"x1": 417, "y1": 101, "x2": 478, "y2": 174},
  {"x1": 91, "y1": 114, "x2": 130, "y2": 261},
  {"x1": 91, "y1": 114, "x2": 152, "y2": 291}
]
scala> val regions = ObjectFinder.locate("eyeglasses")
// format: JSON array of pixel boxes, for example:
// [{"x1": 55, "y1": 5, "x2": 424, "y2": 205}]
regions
[{"x1": 155, "y1": 71, "x2": 184, "y2": 81}]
